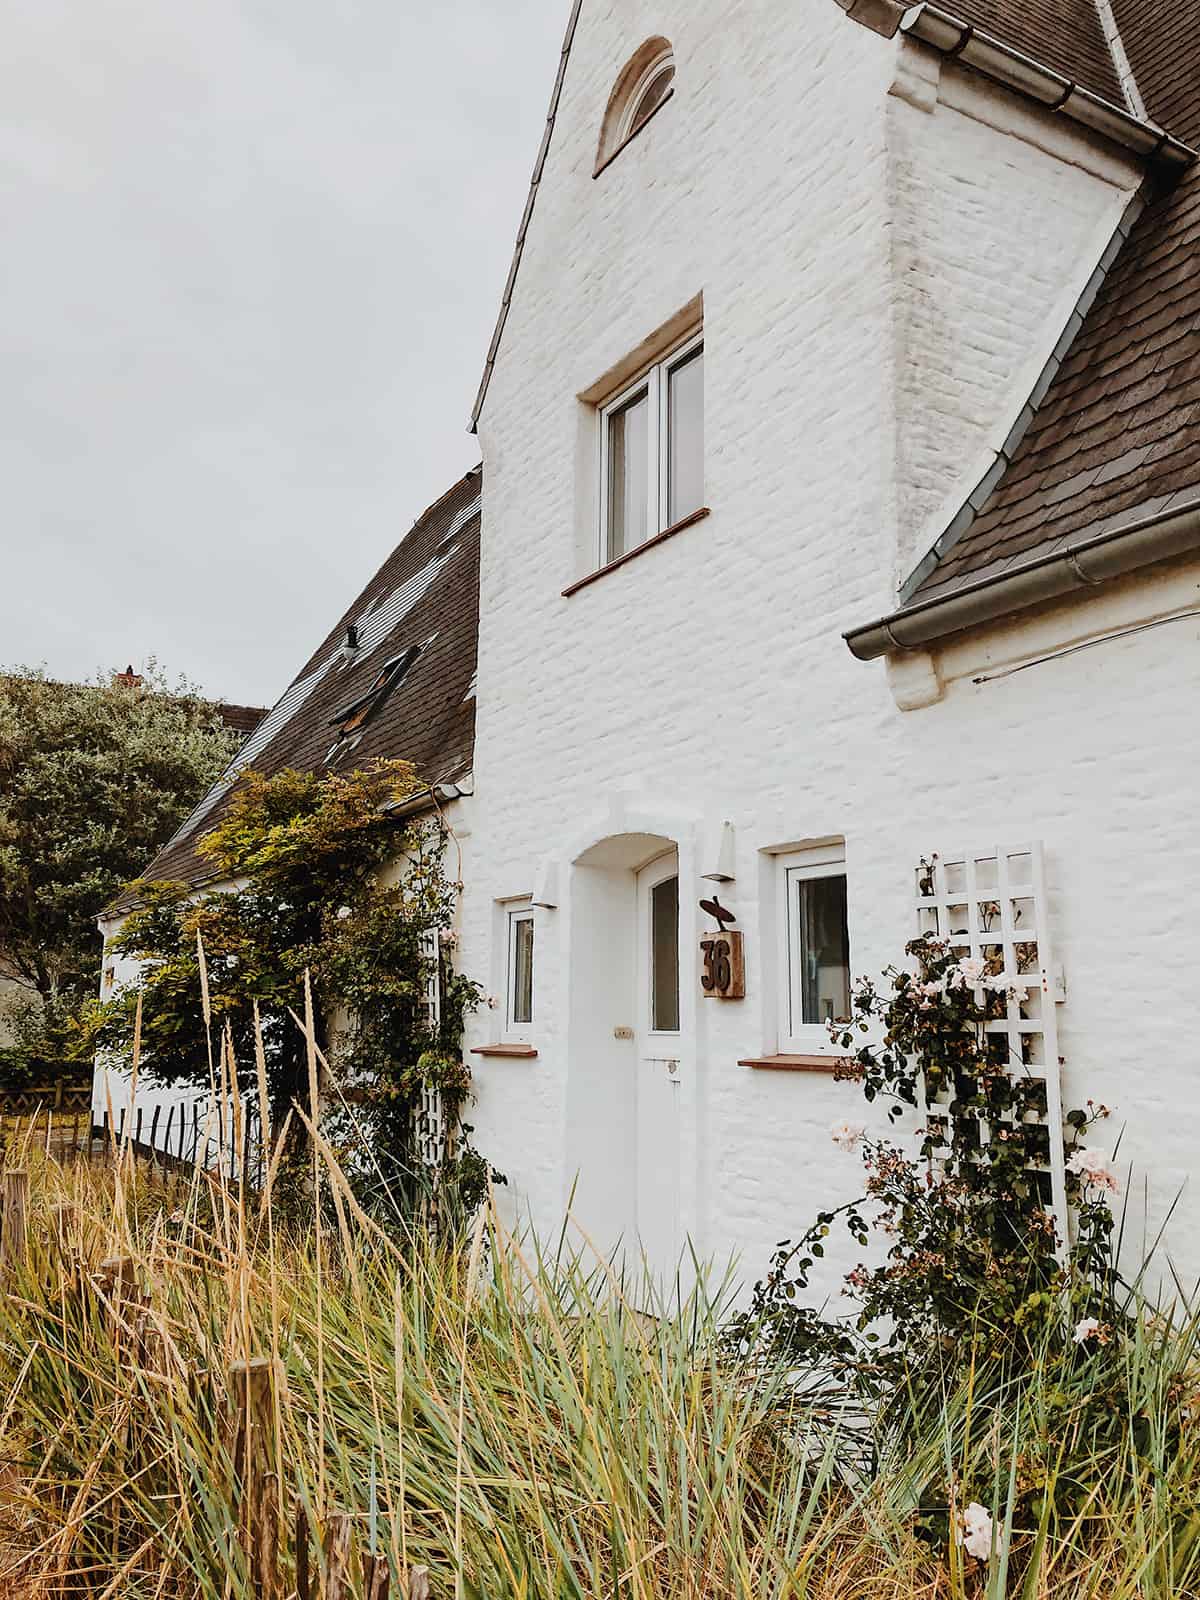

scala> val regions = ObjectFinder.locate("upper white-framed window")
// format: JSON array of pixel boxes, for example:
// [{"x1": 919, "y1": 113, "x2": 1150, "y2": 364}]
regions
[
  {"x1": 596, "y1": 38, "x2": 675, "y2": 172},
  {"x1": 504, "y1": 903, "x2": 536, "y2": 1043},
  {"x1": 598, "y1": 330, "x2": 704, "y2": 567},
  {"x1": 777, "y1": 843, "x2": 851, "y2": 1052}
]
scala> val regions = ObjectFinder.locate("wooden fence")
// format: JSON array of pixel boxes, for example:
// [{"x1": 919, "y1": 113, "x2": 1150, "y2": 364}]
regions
[
  {"x1": 98, "y1": 1097, "x2": 266, "y2": 1189},
  {"x1": 0, "y1": 1089, "x2": 266, "y2": 1190},
  {"x1": 0, "y1": 1079, "x2": 92, "y2": 1114}
]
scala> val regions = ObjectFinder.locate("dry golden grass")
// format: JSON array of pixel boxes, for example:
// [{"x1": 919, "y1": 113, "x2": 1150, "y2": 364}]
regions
[{"x1": 0, "y1": 1123, "x2": 1195, "y2": 1599}]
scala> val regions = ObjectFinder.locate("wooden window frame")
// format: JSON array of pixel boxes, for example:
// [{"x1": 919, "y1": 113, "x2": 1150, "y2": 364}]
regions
[{"x1": 597, "y1": 329, "x2": 704, "y2": 572}]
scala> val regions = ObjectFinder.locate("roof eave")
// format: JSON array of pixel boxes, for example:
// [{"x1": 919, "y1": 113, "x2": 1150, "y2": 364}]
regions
[
  {"x1": 900, "y1": 4, "x2": 1195, "y2": 169},
  {"x1": 844, "y1": 494, "x2": 1200, "y2": 660},
  {"x1": 832, "y1": 0, "x2": 1195, "y2": 167},
  {"x1": 470, "y1": 0, "x2": 585, "y2": 433}
]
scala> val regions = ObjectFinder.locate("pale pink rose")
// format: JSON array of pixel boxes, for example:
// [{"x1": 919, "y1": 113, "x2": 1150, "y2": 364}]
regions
[
  {"x1": 830, "y1": 1120, "x2": 866, "y2": 1152},
  {"x1": 1067, "y1": 1147, "x2": 1120, "y2": 1194},
  {"x1": 952, "y1": 957, "x2": 988, "y2": 988}
]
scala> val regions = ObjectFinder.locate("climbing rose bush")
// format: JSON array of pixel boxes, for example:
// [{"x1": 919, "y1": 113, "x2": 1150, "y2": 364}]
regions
[{"x1": 728, "y1": 931, "x2": 1120, "y2": 1380}]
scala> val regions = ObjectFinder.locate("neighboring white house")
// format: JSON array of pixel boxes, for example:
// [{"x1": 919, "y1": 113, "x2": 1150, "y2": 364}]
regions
[
  {"x1": 99, "y1": 0, "x2": 1200, "y2": 1294},
  {"x1": 458, "y1": 0, "x2": 1200, "y2": 1291}
]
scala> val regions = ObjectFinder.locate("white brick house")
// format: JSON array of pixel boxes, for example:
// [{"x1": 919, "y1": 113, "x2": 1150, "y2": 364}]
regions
[
  {"x1": 98, "y1": 0, "x2": 1200, "y2": 1296},
  {"x1": 458, "y1": 0, "x2": 1200, "y2": 1289}
]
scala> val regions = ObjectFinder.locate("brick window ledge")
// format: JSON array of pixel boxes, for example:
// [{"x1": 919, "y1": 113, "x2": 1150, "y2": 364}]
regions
[
  {"x1": 471, "y1": 1043, "x2": 539, "y2": 1060},
  {"x1": 739, "y1": 1053, "x2": 842, "y2": 1073}
]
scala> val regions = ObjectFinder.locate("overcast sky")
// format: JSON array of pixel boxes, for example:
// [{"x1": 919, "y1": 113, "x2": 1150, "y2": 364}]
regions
[{"x1": 2, "y1": 0, "x2": 565, "y2": 707}]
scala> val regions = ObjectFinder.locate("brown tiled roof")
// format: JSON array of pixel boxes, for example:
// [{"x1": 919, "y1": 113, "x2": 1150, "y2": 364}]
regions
[
  {"x1": 1113, "y1": 0, "x2": 1200, "y2": 143},
  {"x1": 943, "y1": 0, "x2": 1126, "y2": 105},
  {"x1": 116, "y1": 467, "x2": 481, "y2": 903},
  {"x1": 834, "y1": 0, "x2": 1200, "y2": 631},
  {"x1": 215, "y1": 703, "x2": 268, "y2": 738}
]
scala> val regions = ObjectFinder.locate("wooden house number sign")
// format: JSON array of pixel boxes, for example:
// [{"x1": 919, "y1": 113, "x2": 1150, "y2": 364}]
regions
[{"x1": 700, "y1": 930, "x2": 745, "y2": 1000}]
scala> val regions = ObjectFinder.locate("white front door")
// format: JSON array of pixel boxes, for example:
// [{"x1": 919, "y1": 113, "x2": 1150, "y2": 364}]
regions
[{"x1": 635, "y1": 851, "x2": 682, "y2": 1284}]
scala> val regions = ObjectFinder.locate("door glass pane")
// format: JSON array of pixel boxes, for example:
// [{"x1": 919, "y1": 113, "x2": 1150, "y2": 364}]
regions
[
  {"x1": 512, "y1": 916, "x2": 534, "y2": 1025},
  {"x1": 606, "y1": 388, "x2": 649, "y2": 562},
  {"x1": 668, "y1": 346, "x2": 703, "y2": 525},
  {"x1": 796, "y1": 874, "x2": 850, "y2": 1026},
  {"x1": 651, "y1": 875, "x2": 680, "y2": 1033}
]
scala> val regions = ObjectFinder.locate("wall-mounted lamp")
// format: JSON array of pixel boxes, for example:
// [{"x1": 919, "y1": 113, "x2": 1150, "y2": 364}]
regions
[
  {"x1": 701, "y1": 820, "x2": 736, "y2": 884},
  {"x1": 532, "y1": 859, "x2": 559, "y2": 910}
]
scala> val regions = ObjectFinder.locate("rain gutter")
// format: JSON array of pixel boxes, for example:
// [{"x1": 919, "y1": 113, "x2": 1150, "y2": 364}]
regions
[
  {"x1": 383, "y1": 776, "x2": 474, "y2": 820},
  {"x1": 898, "y1": 4, "x2": 1194, "y2": 169},
  {"x1": 843, "y1": 496, "x2": 1200, "y2": 660}
]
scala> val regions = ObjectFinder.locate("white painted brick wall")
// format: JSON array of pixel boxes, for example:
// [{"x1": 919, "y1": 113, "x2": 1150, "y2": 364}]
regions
[
  {"x1": 886, "y1": 55, "x2": 1140, "y2": 579},
  {"x1": 460, "y1": 0, "x2": 1200, "y2": 1301}
]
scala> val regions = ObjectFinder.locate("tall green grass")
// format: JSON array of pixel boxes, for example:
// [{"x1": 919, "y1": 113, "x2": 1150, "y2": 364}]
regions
[{"x1": 0, "y1": 1127, "x2": 1198, "y2": 1598}]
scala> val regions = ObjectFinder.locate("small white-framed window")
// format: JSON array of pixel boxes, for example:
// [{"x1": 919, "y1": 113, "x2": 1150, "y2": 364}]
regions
[
  {"x1": 504, "y1": 905, "x2": 536, "y2": 1043},
  {"x1": 596, "y1": 37, "x2": 675, "y2": 172},
  {"x1": 778, "y1": 844, "x2": 851, "y2": 1052},
  {"x1": 598, "y1": 331, "x2": 704, "y2": 566},
  {"x1": 618, "y1": 46, "x2": 675, "y2": 146}
]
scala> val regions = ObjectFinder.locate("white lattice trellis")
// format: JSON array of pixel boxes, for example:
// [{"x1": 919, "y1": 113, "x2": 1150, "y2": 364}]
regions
[
  {"x1": 915, "y1": 843, "x2": 1069, "y2": 1253},
  {"x1": 414, "y1": 1081, "x2": 447, "y2": 1172},
  {"x1": 414, "y1": 928, "x2": 445, "y2": 1172},
  {"x1": 420, "y1": 928, "x2": 442, "y2": 1031}
]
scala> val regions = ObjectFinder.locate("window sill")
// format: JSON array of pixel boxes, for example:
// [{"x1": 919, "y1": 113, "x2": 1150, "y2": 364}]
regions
[
  {"x1": 471, "y1": 1043, "x2": 539, "y2": 1060},
  {"x1": 593, "y1": 89, "x2": 675, "y2": 179},
  {"x1": 739, "y1": 1054, "x2": 843, "y2": 1074},
  {"x1": 562, "y1": 507, "x2": 711, "y2": 597}
]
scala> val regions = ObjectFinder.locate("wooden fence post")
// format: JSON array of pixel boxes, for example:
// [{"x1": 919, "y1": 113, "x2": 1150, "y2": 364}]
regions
[
  {"x1": 294, "y1": 1499, "x2": 310, "y2": 1600},
  {"x1": 1, "y1": 1169, "x2": 29, "y2": 1273},
  {"x1": 363, "y1": 1552, "x2": 391, "y2": 1599},
  {"x1": 408, "y1": 1567, "x2": 431, "y2": 1600},
  {"x1": 229, "y1": 1356, "x2": 283, "y2": 1600},
  {"x1": 323, "y1": 1512, "x2": 352, "y2": 1600}
]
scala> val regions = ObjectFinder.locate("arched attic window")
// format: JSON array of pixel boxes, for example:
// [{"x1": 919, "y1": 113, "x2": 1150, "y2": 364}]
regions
[{"x1": 596, "y1": 38, "x2": 675, "y2": 173}]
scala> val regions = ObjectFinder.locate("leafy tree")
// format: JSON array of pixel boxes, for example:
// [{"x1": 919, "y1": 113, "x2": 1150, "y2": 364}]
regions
[
  {"x1": 0, "y1": 664, "x2": 240, "y2": 1083},
  {"x1": 74, "y1": 761, "x2": 491, "y2": 1216}
]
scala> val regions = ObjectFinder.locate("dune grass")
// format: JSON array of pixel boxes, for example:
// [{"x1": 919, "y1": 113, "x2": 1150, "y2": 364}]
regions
[{"x1": 0, "y1": 1126, "x2": 1197, "y2": 1598}]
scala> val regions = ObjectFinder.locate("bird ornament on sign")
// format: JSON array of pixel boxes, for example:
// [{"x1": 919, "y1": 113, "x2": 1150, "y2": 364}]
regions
[{"x1": 699, "y1": 894, "x2": 745, "y2": 1000}]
